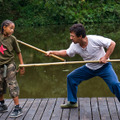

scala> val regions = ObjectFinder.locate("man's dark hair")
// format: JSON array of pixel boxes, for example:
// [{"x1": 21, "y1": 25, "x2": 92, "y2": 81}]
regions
[{"x1": 69, "y1": 23, "x2": 86, "y2": 38}]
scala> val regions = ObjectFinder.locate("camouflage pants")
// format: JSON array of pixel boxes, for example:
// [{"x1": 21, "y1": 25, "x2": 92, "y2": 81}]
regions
[{"x1": 0, "y1": 63, "x2": 19, "y2": 98}]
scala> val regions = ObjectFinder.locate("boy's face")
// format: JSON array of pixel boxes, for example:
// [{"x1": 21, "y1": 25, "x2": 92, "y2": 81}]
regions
[
  {"x1": 70, "y1": 32, "x2": 82, "y2": 44},
  {"x1": 3, "y1": 23, "x2": 15, "y2": 36}
]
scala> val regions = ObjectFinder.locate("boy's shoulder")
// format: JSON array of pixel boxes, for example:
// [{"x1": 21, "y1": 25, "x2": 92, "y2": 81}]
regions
[
  {"x1": 9, "y1": 35, "x2": 17, "y2": 42},
  {"x1": 10, "y1": 35, "x2": 16, "y2": 39}
]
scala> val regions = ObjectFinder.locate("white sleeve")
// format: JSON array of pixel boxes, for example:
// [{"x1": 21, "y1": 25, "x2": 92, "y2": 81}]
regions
[
  {"x1": 93, "y1": 36, "x2": 112, "y2": 49},
  {"x1": 66, "y1": 43, "x2": 76, "y2": 57}
]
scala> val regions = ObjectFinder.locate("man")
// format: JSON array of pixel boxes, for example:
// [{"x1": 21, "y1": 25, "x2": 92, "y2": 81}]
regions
[{"x1": 46, "y1": 23, "x2": 120, "y2": 108}]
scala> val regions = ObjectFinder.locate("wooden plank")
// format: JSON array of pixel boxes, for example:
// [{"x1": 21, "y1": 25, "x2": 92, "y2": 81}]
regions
[
  {"x1": 79, "y1": 98, "x2": 92, "y2": 120},
  {"x1": 0, "y1": 100, "x2": 14, "y2": 120},
  {"x1": 50, "y1": 98, "x2": 64, "y2": 120},
  {"x1": 15, "y1": 99, "x2": 27, "y2": 120},
  {"x1": 0, "y1": 99, "x2": 12, "y2": 117},
  {"x1": 61, "y1": 98, "x2": 70, "y2": 120},
  {"x1": 33, "y1": 98, "x2": 48, "y2": 120},
  {"x1": 98, "y1": 97, "x2": 111, "y2": 120},
  {"x1": 41, "y1": 98, "x2": 56, "y2": 120},
  {"x1": 106, "y1": 97, "x2": 119, "y2": 120},
  {"x1": 69, "y1": 102, "x2": 79, "y2": 120},
  {"x1": 24, "y1": 99, "x2": 41, "y2": 120},
  {"x1": 0, "y1": 97, "x2": 120, "y2": 120},
  {"x1": 14, "y1": 99, "x2": 34, "y2": 120},
  {"x1": 91, "y1": 97, "x2": 100, "y2": 120},
  {"x1": 6, "y1": 99, "x2": 27, "y2": 120},
  {"x1": 114, "y1": 97, "x2": 120, "y2": 119}
]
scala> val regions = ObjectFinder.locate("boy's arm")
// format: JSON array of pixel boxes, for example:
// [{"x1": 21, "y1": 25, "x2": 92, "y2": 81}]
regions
[{"x1": 18, "y1": 52, "x2": 25, "y2": 75}]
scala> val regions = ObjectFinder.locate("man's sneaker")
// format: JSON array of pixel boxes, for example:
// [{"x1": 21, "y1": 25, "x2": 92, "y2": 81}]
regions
[
  {"x1": 61, "y1": 102, "x2": 78, "y2": 108},
  {"x1": 9, "y1": 106, "x2": 23, "y2": 118},
  {"x1": 0, "y1": 104, "x2": 8, "y2": 113}
]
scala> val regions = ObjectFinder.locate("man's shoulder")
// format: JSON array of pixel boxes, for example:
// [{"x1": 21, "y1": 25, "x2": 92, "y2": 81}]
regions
[
  {"x1": 87, "y1": 35, "x2": 103, "y2": 38},
  {"x1": 70, "y1": 42, "x2": 80, "y2": 48},
  {"x1": 87, "y1": 35, "x2": 106, "y2": 42}
]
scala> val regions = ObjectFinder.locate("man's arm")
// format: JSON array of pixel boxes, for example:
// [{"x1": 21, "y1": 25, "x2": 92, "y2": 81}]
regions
[
  {"x1": 46, "y1": 50, "x2": 68, "y2": 57},
  {"x1": 100, "y1": 41, "x2": 116, "y2": 63}
]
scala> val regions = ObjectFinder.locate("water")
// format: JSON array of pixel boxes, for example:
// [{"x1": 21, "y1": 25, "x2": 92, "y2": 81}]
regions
[{"x1": 5, "y1": 23, "x2": 120, "y2": 98}]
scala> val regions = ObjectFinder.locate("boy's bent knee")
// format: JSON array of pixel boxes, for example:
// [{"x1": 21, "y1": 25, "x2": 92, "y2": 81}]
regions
[{"x1": 8, "y1": 80, "x2": 19, "y2": 98}]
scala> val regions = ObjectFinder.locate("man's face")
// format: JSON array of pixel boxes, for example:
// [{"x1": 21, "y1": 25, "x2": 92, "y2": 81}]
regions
[{"x1": 70, "y1": 32, "x2": 81, "y2": 44}]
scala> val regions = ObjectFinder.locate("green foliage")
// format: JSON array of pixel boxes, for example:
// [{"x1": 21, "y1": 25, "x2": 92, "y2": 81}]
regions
[{"x1": 0, "y1": 0, "x2": 120, "y2": 26}]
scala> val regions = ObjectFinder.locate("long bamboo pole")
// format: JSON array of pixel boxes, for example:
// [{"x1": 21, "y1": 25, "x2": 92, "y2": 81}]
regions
[
  {"x1": 19, "y1": 59, "x2": 120, "y2": 67},
  {"x1": 17, "y1": 40, "x2": 66, "y2": 62}
]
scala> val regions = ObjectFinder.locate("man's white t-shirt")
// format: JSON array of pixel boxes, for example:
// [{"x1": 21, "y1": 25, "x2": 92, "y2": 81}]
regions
[{"x1": 66, "y1": 35, "x2": 112, "y2": 70}]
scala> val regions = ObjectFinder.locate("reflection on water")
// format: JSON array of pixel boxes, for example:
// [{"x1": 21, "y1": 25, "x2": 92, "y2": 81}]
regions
[{"x1": 5, "y1": 23, "x2": 120, "y2": 98}]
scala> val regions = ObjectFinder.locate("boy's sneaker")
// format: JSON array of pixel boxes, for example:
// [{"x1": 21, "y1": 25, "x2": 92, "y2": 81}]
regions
[
  {"x1": 10, "y1": 106, "x2": 23, "y2": 118},
  {"x1": 61, "y1": 102, "x2": 78, "y2": 108},
  {"x1": 0, "y1": 104, "x2": 8, "y2": 113}
]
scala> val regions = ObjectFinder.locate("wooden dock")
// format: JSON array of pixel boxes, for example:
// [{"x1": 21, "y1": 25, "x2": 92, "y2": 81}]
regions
[{"x1": 0, "y1": 97, "x2": 120, "y2": 120}]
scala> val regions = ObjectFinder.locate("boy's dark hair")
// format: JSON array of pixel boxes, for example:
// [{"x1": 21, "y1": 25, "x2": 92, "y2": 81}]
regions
[
  {"x1": 69, "y1": 23, "x2": 86, "y2": 38},
  {"x1": 1, "y1": 20, "x2": 14, "y2": 34}
]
